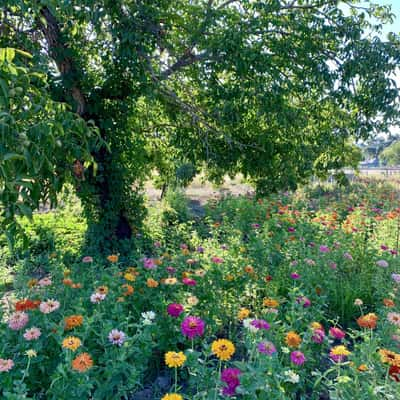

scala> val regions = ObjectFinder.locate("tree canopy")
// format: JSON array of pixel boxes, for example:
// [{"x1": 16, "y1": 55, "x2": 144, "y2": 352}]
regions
[{"x1": 1, "y1": 0, "x2": 400, "y2": 250}]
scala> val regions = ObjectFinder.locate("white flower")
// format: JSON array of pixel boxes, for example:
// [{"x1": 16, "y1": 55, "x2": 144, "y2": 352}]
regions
[
  {"x1": 90, "y1": 292, "x2": 106, "y2": 303},
  {"x1": 283, "y1": 370, "x2": 300, "y2": 384},
  {"x1": 141, "y1": 311, "x2": 156, "y2": 320},
  {"x1": 243, "y1": 318, "x2": 258, "y2": 333},
  {"x1": 281, "y1": 346, "x2": 290, "y2": 354}
]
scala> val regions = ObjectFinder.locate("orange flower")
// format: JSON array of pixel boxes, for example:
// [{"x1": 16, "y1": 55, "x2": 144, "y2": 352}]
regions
[
  {"x1": 357, "y1": 364, "x2": 368, "y2": 372},
  {"x1": 62, "y1": 336, "x2": 82, "y2": 351},
  {"x1": 379, "y1": 349, "x2": 400, "y2": 367},
  {"x1": 383, "y1": 298, "x2": 395, "y2": 308},
  {"x1": 122, "y1": 284, "x2": 134, "y2": 296},
  {"x1": 146, "y1": 278, "x2": 159, "y2": 288},
  {"x1": 107, "y1": 254, "x2": 119, "y2": 263},
  {"x1": 65, "y1": 315, "x2": 84, "y2": 331},
  {"x1": 71, "y1": 283, "x2": 82, "y2": 289},
  {"x1": 244, "y1": 265, "x2": 254, "y2": 274},
  {"x1": 71, "y1": 352, "x2": 93, "y2": 372},
  {"x1": 96, "y1": 286, "x2": 109, "y2": 294},
  {"x1": 356, "y1": 313, "x2": 378, "y2": 329},
  {"x1": 285, "y1": 331, "x2": 301, "y2": 348},
  {"x1": 63, "y1": 279, "x2": 73, "y2": 286},
  {"x1": 15, "y1": 299, "x2": 40, "y2": 311},
  {"x1": 263, "y1": 298, "x2": 279, "y2": 308}
]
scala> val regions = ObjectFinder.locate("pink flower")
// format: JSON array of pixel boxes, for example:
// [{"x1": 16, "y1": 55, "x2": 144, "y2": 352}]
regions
[
  {"x1": 211, "y1": 256, "x2": 224, "y2": 264},
  {"x1": 8, "y1": 311, "x2": 29, "y2": 330},
  {"x1": 0, "y1": 359, "x2": 14, "y2": 372},
  {"x1": 154, "y1": 241, "x2": 161, "y2": 248},
  {"x1": 296, "y1": 296, "x2": 311, "y2": 308},
  {"x1": 392, "y1": 273, "x2": 400, "y2": 283},
  {"x1": 39, "y1": 299, "x2": 60, "y2": 314},
  {"x1": 108, "y1": 329, "x2": 126, "y2": 346},
  {"x1": 328, "y1": 261, "x2": 337, "y2": 270},
  {"x1": 329, "y1": 327, "x2": 345, "y2": 340},
  {"x1": 167, "y1": 303, "x2": 184, "y2": 317},
  {"x1": 166, "y1": 266, "x2": 176, "y2": 274},
  {"x1": 290, "y1": 351, "x2": 306, "y2": 365},
  {"x1": 290, "y1": 272, "x2": 300, "y2": 280},
  {"x1": 181, "y1": 316, "x2": 205, "y2": 339},
  {"x1": 343, "y1": 252, "x2": 353, "y2": 260},
  {"x1": 90, "y1": 292, "x2": 106, "y2": 303},
  {"x1": 38, "y1": 277, "x2": 52, "y2": 287},
  {"x1": 143, "y1": 257, "x2": 156, "y2": 269},
  {"x1": 23, "y1": 327, "x2": 41, "y2": 341},
  {"x1": 311, "y1": 329, "x2": 325, "y2": 344},
  {"x1": 82, "y1": 256, "x2": 93, "y2": 263},
  {"x1": 221, "y1": 368, "x2": 241, "y2": 396},
  {"x1": 182, "y1": 277, "x2": 197, "y2": 286}
]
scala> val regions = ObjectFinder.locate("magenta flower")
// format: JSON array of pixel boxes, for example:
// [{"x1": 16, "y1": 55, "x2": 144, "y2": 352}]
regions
[
  {"x1": 166, "y1": 266, "x2": 176, "y2": 274},
  {"x1": 381, "y1": 245, "x2": 389, "y2": 251},
  {"x1": 181, "y1": 316, "x2": 205, "y2": 339},
  {"x1": 319, "y1": 245, "x2": 330, "y2": 253},
  {"x1": 290, "y1": 272, "x2": 300, "y2": 280},
  {"x1": 221, "y1": 368, "x2": 241, "y2": 397},
  {"x1": 329, "y1": 327, "x2": 345, "y2": 340},
  {"x1": 290, "y1": 351, "x2": 306, "y2": 365},
  {"x1": 250, "y1": 319, "x2": 270, "y2": 331},
  {"x1": 288, "y1": 227, "x2": 296, "y2": 232},
  {"x1": 167, "y1": 303, "x2": 184, "y2": 318},
  {"x1": 143, "y1": 257, "x2": 156, "y2": 269},
  {"x1": 311, "y1": 329, "x2": 325, "y2": 344},
  {"x1": 257, "y1": 341, "x2": 277, "y2": 355},
  {"x1": 211, "y1": 256, "x2": 224, "y2": 264},
  {"x1": 182, "y1": 277, "x2": 197, "y2": 286},
  {"x1": 296, "y1": 296, "x2": 311, "y2": 308}
]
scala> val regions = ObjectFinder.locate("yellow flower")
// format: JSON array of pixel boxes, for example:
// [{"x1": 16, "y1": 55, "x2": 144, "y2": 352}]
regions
[
  {"x1": 27, "y1": 279, "x2": 38, "y2": 288},
  {"x1": 162, "y1": 394, "x2": 183, "y2": 400},
  {"x1": 107, "y1": 254, "x2": 119, "y2": 263},
  {"x1": 25, "y1": 349, "x2": 37, "y2": 358},
  {"x1": 263, "y1": 298, "x2": 279, "y2": 308},
  {"x1": 62, "y1": 336, "x2": 82, "y2": 351},
  {"x1": 331, "y1": 345, "x2": 351, "y2": 357},
  {"x1": 146, "y1": 278, "x2": 159, "y2": 288},
  {"x1": 63, "y1": 269, "x2": 71, "y2": 277},
  {"x1": 97, "y1": 285, "x2": 109, "y2": 294},
  {"x1": 165, "y1": 351, "x2": 186, "y2": 368},
  {"x1": 285, "y1": 331, "x2": 301, "y2": 348},
  {"x1": 225, "y1": 274, "x2": 234, "y2": 281},
  {"x1": 239, "y1": 246, "x2": 246, "y2": 253},
  {"x1": 237, "y1": 308, "x2": 250, "y2": 320},
  {"x1": 211, "y1": 339, "x2": 235, "y2": 361},
  {"x1": 379, "y1": 349, "x2": 400, "y2": 366},
  {"x1": 124, "y1": 273, "x2": 136, "y2": 282},
  {"x1": 310, "y1": 322, "x2": 323, "y2": 330}
]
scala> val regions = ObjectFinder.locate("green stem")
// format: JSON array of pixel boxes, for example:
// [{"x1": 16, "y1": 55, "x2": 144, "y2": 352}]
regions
[
  {"x1": 214, "y1": 360, "x2": 222, "y2": 400},
  {"x1": 174, "y1": 367, "x2": 178, "y2": 392},
  {"x1": 21, "y1": 358, "x2": 31, "y2": 384}
]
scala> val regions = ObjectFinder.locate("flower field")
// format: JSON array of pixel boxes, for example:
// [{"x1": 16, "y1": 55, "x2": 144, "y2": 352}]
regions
[{"x1": 1, "y1": 179, "x2": 400, "y2": 399}]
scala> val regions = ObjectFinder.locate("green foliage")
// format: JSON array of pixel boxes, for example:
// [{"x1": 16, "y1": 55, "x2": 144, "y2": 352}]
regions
[
  {"x1": 1, "y1": 1, "x2": 400, "y2": 249},
  {"x1": 380, "y1": 140, "x2": 400, "y2": 166}
]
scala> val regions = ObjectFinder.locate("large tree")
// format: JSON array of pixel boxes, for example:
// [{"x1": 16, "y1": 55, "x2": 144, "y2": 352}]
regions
[{"x1": 1, "y1": 0, "x2": 399, "y2": 251}]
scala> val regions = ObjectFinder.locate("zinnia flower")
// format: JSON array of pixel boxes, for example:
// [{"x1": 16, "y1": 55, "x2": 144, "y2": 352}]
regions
[
  {"x1": 90, "y1": 292, "x2": 106, "y2": 303},
  {"x1": 0, "y1": 359, "x2": 14, "y2": 372},
  {"x1": 357, "y1": 313, "x2": 378, "y2": 329},
  {"x1": 290, "y1": 351, "x2": 306, "y2": 365},
  {"x1": 237, "y1": 308, "x2": 250, "y2": 320},
  {"x1": 387, "y1": 312, "x2": 400, "y2": 327},
  {"x1": 392, "y1": 273, "x2": 400, "y2": 283},
  {"x1": 38, "y1": 277, "x2": 52, "y2": 287},
  {"x1": 167, "y1": 303, "x2": 184, "y2": 317},
  {"x1": 379, "y1": 349, "x2": 400, "y2": 367},
  {"x1": 23, "y1": 327, "x2": 41, "y2": 341},
  {"x1": 62, "y1": 336, "x2": 82, "y2": 351},
  {"x1": 257, "y1": 341, "x2": 277, "y2": 355},
  {"x1": 181, "y1": 316, "x2": 205, "y2": 339},
  {"x1": 250, "y1": 319, "x2": 270, "y2": 331},
  {"x1": 15, "y1": 299, "x2": 40, "y2": 311},
  {"x1": 211, "y1": 339, "x2": 235, "y2": 361},
  {"x1": 330, "y1": 345, "x2": 351, "y2": 363},
  {"x1": 161, "y1": 394, "x2": 183, "y2": 400},
  {"x1": 329, "y1": 327, "x2": 345, "y2": 340},
  {"x1": 71, "y1": 353, "x2": 93, "y2": 372},
  {"x1": 82, "y1": 256, "x2": 93, "y2": 263},
  {"x1": 263, "y1": 298, "x2": 279, "y2": 308},
  {"x1": 221, "y1": 368, "x2": 241, "y2": 396},
  {"x1": 182, "y1": 277, "x2": 197, "y2": 286},
  {"x1": 376, "y1": 259, "x2": 389, "y2": 268},
  {"x1": 64, "y1": 315, "x2": 84, "y2": 330},
  {"x1": 107, "y1": 254, "x2": 119, "y2": 263},
  {"x1": 39, "y1": 299, "x2": 60, "y2": 314},
  {"x1": 8, "y1": 311, "x2": 29, "y2": 330},
  {"x1": 165, "y1": 351, "x2": 186, "y2": 368},
  {"x1": 285, "y1": 331, "x2": 301, "y2": 348},
  {"x1": 143, "y1": 257, "x2": 156, "y2": 269},
  {"x1": 108, "y1": 329, "x2": 126, "y2": 346}
]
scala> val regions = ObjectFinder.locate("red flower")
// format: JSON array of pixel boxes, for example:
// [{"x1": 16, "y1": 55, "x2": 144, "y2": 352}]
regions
[{"x1": 390, "y1": 365, "x2": 400, "y2": 382}]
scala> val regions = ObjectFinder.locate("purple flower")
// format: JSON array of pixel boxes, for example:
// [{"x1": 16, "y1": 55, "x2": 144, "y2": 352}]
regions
[
  {"x1": 392, "y1": 273, "x2": 400, "y2": 283},
  {"x1": 108, "y1": 329, "x2": 126, "y2": 346},
  {"x1": 390, "y1": 249, "x2": 398, "y2": 255},
  {"x1": 196, "y1": 246, "x2": 205, "y2": 253},
  {"x1": 251, "y1": 223, "x2": 260, "y2": 229},
  {"x1": 167, "y1": 303, "x2": 184, "y2": 317},
  {"x1": 221, "y1": 368, "x2": 241, "y2": 397},
  {"x1": 250, "y1": 319, "x2": 270, "y2": 331},
  {"x1": 143, "y1": 257, "x2": 156, "y2": 269},
  {"x1": 376, "y1": 259, "x2": 389, "y2": 268},
  {"x1": 181, "y1": 316, "x2": 205, "y2": 339},
  {"x1": 290, "y1": 351, "x2": 306, "y2": 365},
  {"x1": 180, "y1": 243, "x2": 188, "y2": 250},
  {"x1": 166, "y1": 266, "x2": 176, "y2": 274},
  {"x1": 319, "y1": 245, "x2": 330, "y2": 253},
  {"x1": 343, "y1": 252, "x2": 353, "y2": 260},
  {"x1": 257, "y1": 341, "x2": 277, "y2": 355},
  {"x1": 288, "y1": 227, "x2": 296, "y2": 232},
  {"x1": 381, "y1": 245, "x2": 389, "y2": 251}
]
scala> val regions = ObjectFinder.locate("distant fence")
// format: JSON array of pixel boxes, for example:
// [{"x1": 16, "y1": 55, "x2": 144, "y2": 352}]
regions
[{"x1": 344, "y1": 167, "x2": 400, "y2": 178}]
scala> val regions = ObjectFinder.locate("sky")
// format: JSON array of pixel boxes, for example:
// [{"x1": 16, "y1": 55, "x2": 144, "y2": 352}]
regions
[{"x1": 378, "y1": 0, "x2": 400, "y2": 37}]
